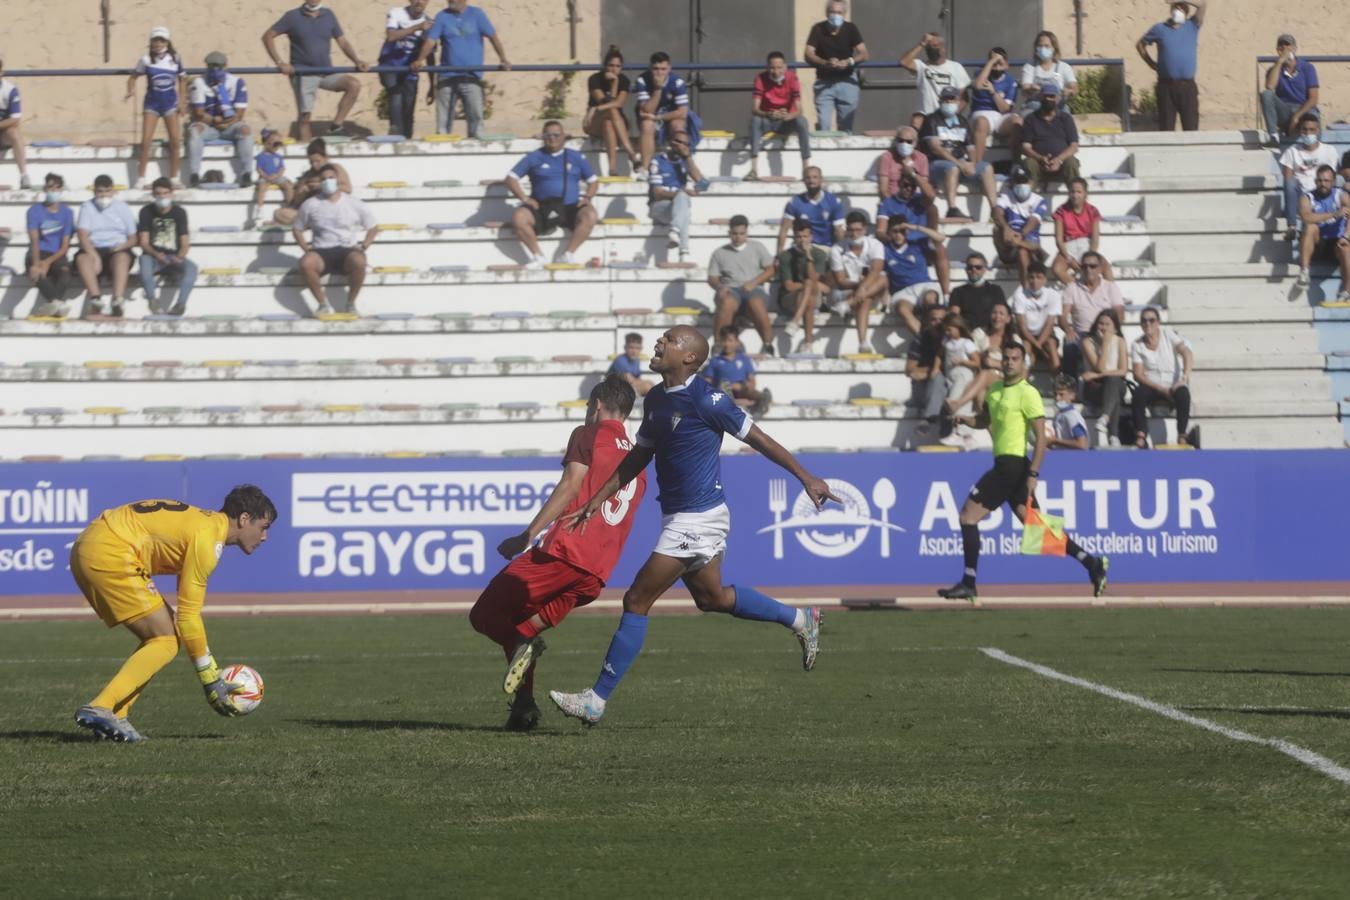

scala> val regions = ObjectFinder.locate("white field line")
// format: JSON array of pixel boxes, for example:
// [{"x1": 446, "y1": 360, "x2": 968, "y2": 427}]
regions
[{"x1": 980, "y1": 647, "x2": 1350, "y2": 786}]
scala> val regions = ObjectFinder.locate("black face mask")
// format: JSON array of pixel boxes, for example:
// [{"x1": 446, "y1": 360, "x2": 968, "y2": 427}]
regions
[
  {"x1": 990, "y1": 68, "x2": 1006, "y2": 80},
  {"x1": 924, "y1": 46, "x2": 942, "y2": 63},
  {"x1": 1040, "y1": 98, "x2": 1057, "y2": 112}
]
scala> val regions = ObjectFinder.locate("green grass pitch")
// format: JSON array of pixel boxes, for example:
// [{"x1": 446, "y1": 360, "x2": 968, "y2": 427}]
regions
[{"x1": 3, "y1": 608, "x2": 1350, "y2": 898}]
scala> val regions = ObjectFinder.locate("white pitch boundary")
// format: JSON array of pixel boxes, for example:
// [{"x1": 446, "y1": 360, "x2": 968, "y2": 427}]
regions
[{"x1": 980, "y1": 647, "x2": 1350, "y2": 786}]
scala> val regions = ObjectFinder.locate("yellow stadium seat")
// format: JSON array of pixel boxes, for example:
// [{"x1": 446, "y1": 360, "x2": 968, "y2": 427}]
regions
[
  {"x1": 376, "y1": 223, "x2": 410, "y2": 231},
  {"x1": 1083, "y1": 127, "x2": 1123, "y2": 135},
  {"x1": 318, "y1": 312, "x2": 359, "y2": 321},
  {"x1": 544, "y1": 263, "x2": 583, "y2": 271},
  {"x1": 374, "y1": 265, "x2": 413, "y2": 274},
  {"x1": 661, "y1": 306, "x2": 702, "y2": 316},
  {"x1": 423, "y1": 134, "x2": 462, "y2": 143},
  {"x1": 321, "y1": 404, "x2": 363, "y2": 413},
  {"x1": 1155, "y1": 443, "x2": 1196, "y2": 451},
  {"x1": 203, "y1": 360, "x2": 244, "y2": 368},
  {"x1": 849, "y1": 397, "x2": 893, "y2": 407},
  {"x1": 383, "y1": 451, "x2": 427, "y2": 458},
  {"x1": 558, "y1": 399, "x2": 588, "y2": 409},
  {"x1": 84, "y1": 406, "x2": 128, "y2": 415},
  {"x1": 83, "y1": 360, "x2": 124, "y2": 369},
  {"x1": 843, "y1": 352, "x2": 885, "y2": 361},
  {"x1": 701, "y1": 130, "x2": 735, "y2": 138},
  {"x1": 368, "y1": 181, "x2": 410, "y2": 189},
  {"x1": 916, "y1": 445, "x2": 962, "y2": 453},
  {"x1": 598, "y1": 175, "x2": 633, "y2": 184},
  {"x1": 142, "y1": 454, "x2": 185, "y2": 461},
  {"x1": 601, "y1": 217, "x2": 640, "y2": 225},
  {"x1": 202, "y1": 267, "x2": 241, "y2": 276}
]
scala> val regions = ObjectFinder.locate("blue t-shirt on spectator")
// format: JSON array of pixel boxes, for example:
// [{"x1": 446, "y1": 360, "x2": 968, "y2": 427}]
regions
[
  {"x1": 648, "y1": 154, "x2": 691, "y2": 202},
  {"x1": 706, "y1": 351, "x2": 755, "y2": 387},
  {"x1": 26, "y1": 203, "x2": 75, "y2": 256},
  {"x1": 256, "y1": 151, "x2": 286, "y2": 179},
  {"x1": 883, "y1": 239, "x2": 930, "y2": 293},
  {"x1": 0, "y1": 79, "x2": 21, "y2": 120},
  {"x1": 782, "y1": 190, "x2": 846, "y2": 246},
  {"x1": 634, "y1": 71, "x2": 690, "y2": 115},
  {"x1": 1310, "y1": 188, "x2": 1347, "y2": 241},
  {"x1": 77, "y1": 199, "x2": 138, "y2": 249},
  {"x1": 1142, "y1": 19, "x2": 1200, "y2": 81},
  {"x1": 426, "y1": 5, "x2": 496, "y2": 79},
  {"x1": 971, "y1": 71, "x2": 1017, "y2": 113},
  {"x1": 608, "y1": 355, "x2": 643, "y2": 378},
  {"x1": 270, "y1": 6, "x2": 345, "y2": 69},
  {"x1": 508, "y1": 148, "x2": 596, "y2": 204},
  {"x1": 877, "y1": 193, "x2": 932, "y2": 248},
  {"x1": 1274, "y1": 58, "x2": 1320, "y2": 105}
]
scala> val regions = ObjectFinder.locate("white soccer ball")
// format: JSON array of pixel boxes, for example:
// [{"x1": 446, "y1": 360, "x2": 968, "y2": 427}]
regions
[{"x1": 222, "y1": 663, "x2": 265, "y2": 716}]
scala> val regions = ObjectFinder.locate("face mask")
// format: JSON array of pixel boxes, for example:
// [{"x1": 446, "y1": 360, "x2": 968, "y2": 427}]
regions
[
  {"x1": 154, "y1": 196, "x2": 172, "y2": 211},
  {"x1": 1036, "y1": 45, "x2": 1053, "y2": 61},
  {"x1": 1040, "y1": 98, "x2": 1057, "y2": 112},
  {"x1": 44, "y1": 190, "x2": 62, "y2": 204},
  {"x1": 968, "y1": 270, "x2": 987, "y2": 285},
  {"x1": 1170, "y1": 9, "x2": 1186, "y2": 24},
  {"x1": 1299, "y1": 133, "x2": 1318, "y2": 147},
  {"x1": 827, "y1": 13, "x2": 844, "y2": 27},
  {"x1": 1056, "y1": 400, "x2": 1074, "y2": 411},
  {"x1": 304, "y1": 1, "x2": 323, "y2": 11},
  {"x1": 849, "y1": 236, "x2": 864, "y2": 247},
  {"x1": 895, "y1": 140, "x2": 914, "y2": 157},
  {"x1": 95, "y1": 196, "x2": 112, "y2": 210},
  {"x1": 207, "y1": 67, "x2": 225, "y2": 84},
  {"x1": 924, "y1": 47, "x2": 942, "y2": 63},
  {"x1": 1013, "y1": 184, "x2": 1031, "y2": 201},
  {"x1": 991, "y1": 68, "x2": 1006, "y2": 80},
  {"x1": 939, "y1": 102, "x2": 958, "y2": 118},
  {"x1": 321, "y1": 177, "x2": 338, "y2": 195},
  {"x1": 1028, "y1": 287, "x2": 1042, "y2": 298},
  {"x1": 770, "y1": 73, "x2": 785, "y2": 85}
]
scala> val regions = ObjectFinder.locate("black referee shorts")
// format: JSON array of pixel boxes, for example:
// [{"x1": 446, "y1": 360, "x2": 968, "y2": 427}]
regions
[{"x1": 969, "y1": 455, "x2": 1031, "y2": 511}]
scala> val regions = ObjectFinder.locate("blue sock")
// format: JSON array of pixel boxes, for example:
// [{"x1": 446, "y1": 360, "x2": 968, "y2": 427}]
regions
[
  {"x1": 730, "y1": 585, "x2": 798, "y2": 628},
  {"x1": 592, "y1": 612, "x2": 648, "y2": 700}
]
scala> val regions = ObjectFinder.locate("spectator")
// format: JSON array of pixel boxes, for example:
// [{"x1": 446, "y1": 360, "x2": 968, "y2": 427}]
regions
[
  {"x1": 828, "y1": 210, "x2": 888, "y2": 351},
  {"x1": 250, "y1": 129, "x2": 294, "y2": 228},
  {"x1": 947, "y1": 299, "x2": 1017, "y2": 417},
  {"x1": 608, "y1": 332, "x2": 653, "y2": 397},
  {"x1": 378, "y1": 0, "x2": 432, "y2": 139},
  {"x1": 0, "y1": 61, "x2": 31, "y2": 189},
  {"x1": 293, "y1": 163, "x2": 378, "y2": 316},
  {"x1": 969, "y1": 48, "x2": 1020, "y2": 171},
  {"x1": 905, "y1": 301, "x2": 949, "y2": 431},
  {"x1": 993, "y1": 166, "x2": 1049, "y2": 288},
  {"x1": 1081, "y1": 309, "x2": 1128, "y2": 447},
  {"x1": 1010, "y1": 261, "x2": 1062, "y2": 370},
  {"x1": 126, "y1": 27, "x2": 186, "y2": 189},
  {"x1": 137, "y1": 178, "x2": 197, "y2": 317},
  {"x1": 876, "y1": 172, "x2": 951, "y2": 300},
  {"x1": 187, "y1": 52, "x2": 253, "y2": 189},
  {"x1": 25, "y1": 173, "x2": 75, "y2": 317},
  {"x1": 277, "y1": 138, "x2": 354, "y2": 225},
  {"x1": 648, "y1": 132, "x2": 705, "y2": 263},
  {"x1": 804, "y1": 0, "x2": 868, "y2": 133},
  {"x1": 632, "y1": 52, "x2": 695, "y2": 175},
  {"x1": 263, "y1": 0, "x2": 369, "y2": 142},
  {"x1": 1020, "y1": 31, "x2": 1077, "y2": 115},
  {"x1": 74, "y1": 175, "x2": 138, "y2": 318},
  {"x1": 938, "y1": 312, "x2": 982, "y2": 448},
  {"x1": 1059, "y1": 250, "x2": 1124, "y2": 377},
  {"x1": 506, "y1": 121, "x2": 599, "y2": 268},
  {"x1": 883, "y1": 216, "x2": 946, "y2": 336},
  {"x1": 1137, "y1": 1, "x2": 1206, "y2": 132},
  {"x1": 920, "y1": 85, "x2": 998, "y2": 221},
  {"x1": 1047, "y1": 374, "x2": 1089, "y2": 450},
  {"x1": 776, "y1": 166, "x2": 846, "y2": 252},
  {"x1": 1261, "y1": 34, "x2": 1319, "y2": 144},
  {"x1": 708, "y1": 215, "x2": 776, "y2": 355},
  {"x1": 1130, "y1": 306, "x2": 1197, "y2": 448},
  {"x1": 1279, "y1": 114, "x2": 1337, "y2": 242},
  {"x1": 584, "y1": 46, "x2": 638, "y2": 178},
  {"x1": 412, "y1": 0, "x2": 509, "y2": 139},
  {"x1": 748, "y1": 51, "x2": 812, "y2": 181},
  {"x1": 706, "y1": 326, "x2": 773, "y2": 416},
  {"x1": 1296, "y1": 164, "x2": 1350, "y2": 301},
  {"x1": 899, "y1": 30, "x2": 971, "y2": 131},
  {"x1": 949, "y1": 251, "x2": 1004, "y2": 336},
  {"x1": 1019, "y1": 84, "x2": 1080, "y2": 194},
  {"x1": 776, "y1": 217, "x2": 831, "y2": 350},
  {"x1": 874, "y1": 125, "x2": 930, "y2": 199},
  {"x1": 1051, "y1": 178, "x2": 1111, "y2": 285}
]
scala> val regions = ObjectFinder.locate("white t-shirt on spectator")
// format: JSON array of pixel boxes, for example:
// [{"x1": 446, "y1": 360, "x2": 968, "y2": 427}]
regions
[
  {"x1": 1011, "y1": 285, "x2": 1063, "y2": 334},
  {"x1": 1053, "y1": 403, "x2": 1088, "y2": 442},
  {"x1": 829, "y1": 236, "x2": 885, "y2": 283},
  {"x1": 1130, "y1": 328, "x2": 1188, "y2": 388},
  {"x1": 1020, "y1": 61, "x2": 1077, "y2": 106},
  {"x1": 913, "y1": 59, "x2": 971, "y2": 115},
  {"x1": 942, "y1": 336, "x2": 978, "y2": 370},
  {"x1": 295, "y1": 193, "x2": 378, "y2": 249},
  {"x1": 1278, "y1": 142, "x2": 1339, "y2": 192},
  {"x1": 0, "y1": 79, "x2": 21, "y2": 120}
]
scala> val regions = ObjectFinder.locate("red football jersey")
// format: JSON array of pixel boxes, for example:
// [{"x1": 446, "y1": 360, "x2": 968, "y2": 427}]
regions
[{"x1": 539, "y1": 418, "x2": 647, "y2": 582}]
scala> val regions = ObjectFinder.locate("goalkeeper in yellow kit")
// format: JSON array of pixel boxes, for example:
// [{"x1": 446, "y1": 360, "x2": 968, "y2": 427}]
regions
[{"x1": 70, "y1": 485, "x2": 277, "y2": 742}]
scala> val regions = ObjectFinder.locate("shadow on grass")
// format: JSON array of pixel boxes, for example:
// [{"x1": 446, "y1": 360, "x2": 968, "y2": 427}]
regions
[
  {"x1": 1183, "y1": 706, "x2": 1350, "y2": 721},
  {"x1": 0, "y1": 730, "x2": 93, "y2": 743},
  {"x1": 296, "y1": 718, "x2": 508, "y2": 734},
  {"x1": 1160, "y1": 668, "x2": 1350, "y2": 679}
]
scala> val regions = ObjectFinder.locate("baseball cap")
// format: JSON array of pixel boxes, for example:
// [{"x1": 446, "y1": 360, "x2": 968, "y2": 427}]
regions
[
  {"x1": 150, "y1": 25, "x2": 171, "y2": 41},
  {"x1": 939, "y1": 86, "x2": 961, "y2": 101},
  {"x1": 205, "y1": 51, "x2": 228, "y2": 67},
  {"x1": 1040, "y1": 82, "x2": 1061, "y2": 97},
  {"x1": 1010, "y1": 165, "x2": 1031, "y2": 183}
]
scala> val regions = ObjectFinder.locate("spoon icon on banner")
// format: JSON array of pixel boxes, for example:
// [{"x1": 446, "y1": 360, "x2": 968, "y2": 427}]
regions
[{"x1": 872, "y1": 477, "x2": 896, "y2": 558}]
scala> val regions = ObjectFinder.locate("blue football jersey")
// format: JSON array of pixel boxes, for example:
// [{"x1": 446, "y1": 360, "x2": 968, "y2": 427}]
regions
[
  {"x1": 636, "y1": 374, "x2": 752, "y2": 515},
  {"x1": 883, "y1": 239, "x2": 930, "y2": 292},
  {"x1": 782, "y1": 190, "x2": 845, "y2": 246}
]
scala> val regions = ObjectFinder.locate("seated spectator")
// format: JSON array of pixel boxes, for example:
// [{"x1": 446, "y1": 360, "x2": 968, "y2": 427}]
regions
[
  {"x1": 187, "y1": 52, "x2": 253, "y2": 189},
  {"x1": 828, "y1": 210, "x2": 888, "y2": 351},
  {"x1": 506, "y1": 121, "x2": 599, "y2": 268},
  {"x1": 900, "y1": 30, "x2": 970, "y2": 132},
  {"x1": 921, "y1": 85, "x2": 997, "y2": 221},
  {"x1": 413, "y1": 0, "x2": 509, "y2": 139},
  {"x1": 250, "y1": 129, "x2": 293, "y2": 228},
  {"x1": 1279, "y1": 113, "x2": 1337, "y2": 241},
  {"x1": 804, "y1": 1, "x2": 867, "y2": 133},
  {"x1": 776, "y1": 217, "x2": 831, "y2": 350},
  {"x1": 883, "y1": 216, "x2": 946, "y2": 336},
  {"x1": 706, "y1": 326, "x2": 772, "y2": 416},
  {"x1": 748, "y1": 51, "x2": 812, "y2": 181},
  {"x1": 138, "y1": 178, "x2": 198, "y2": 317},
  {"x1": 127, "y1": 28, "x2": 186, "y2": 189},
  {"x1": 776, "y1": 166, "x2": 846, "y2": 252},
  {"x1": 1081, "y1": 309, "x2": 1127, "y2": 447},
  {"x1": 969, "y1": 48, "x2": 1020, "y2": 171},
  {"x1": 874, "y1": 125, "x2": 929, "y2": 199},
  {"x1": 0, "y1": 61, "x2": 32, "y2": 188},
  {"x1": 26, "y1": 173, "x2": 75, "y2": 317},
  {"x1": 708, "y1": 215, "x2": 776, "y2": 355},
  {"x1": 1047, "y1": 374, "x2": 1089, "y2": 449},
  {"x1": 1010, "y1": 261, "x2": 1062, "y2": 371},
  {"x1": 276, "y1": 138, "x2": 352, "y2": 225},
  {"x1": 292, "y1": 163, "x2": 378, "y2": 316},
  {"x1": 1020, "y1": 31, "x2": 1077, "y2": 115},
  {"x1": 905, "y1": 302, "x2": 949, "y2": 429},
  {"x1": 876, "y1": 171, "x2": 951, "y2": 299},
  {"x1": 1297, "y1": 164, "x2": 1350, "y2": 301},
  {"x1": 648, "y1": 133, "x2": 705, "y2": 263},
  {"x1": 1261, "y1": 35, "x2": 1319, "y2": 143},
  {"x1": 949, "y1": 251, "x2": 1004, "y2": 335},
  {"x1": 264, "y1": 1, "x2": 369, "y2": 143},
  {"x1": 1051, "y1": 178, "x2": 1113, "y2": 285},
  {"x1": 993, "y1": 167, "x2": 1049, "y2": 287},
  {"x1": 633, "y1": 52, "x2": 695, "y2": 173},
  {"x1": 607, "y1": 332, "x2": 653, "y2": 397},
  {"x1": 938, "y1": 312, "x2": 982, "y2": 448},
  {"x1": 377, "y1": 0, "x2": 432, "y2": 139},
  {"x1": 1130, "y1": 306, "x2": 1197, "y2": 448},
  {"x1": 584, "y1": 46, "x2": 638, "y2": 177},
  {"x1": 1020, "y1": 84, "x2": 1080, "y2": 194},
  {"x1": 947, "y1": 299, "x2": 1017, "y2": 416},
  {"x1": 1059, "y1": 250, "x2": 1124, "y2": 376},
  {"x1": 75, "y1": 175, "x2": 138, "y2": 318}
]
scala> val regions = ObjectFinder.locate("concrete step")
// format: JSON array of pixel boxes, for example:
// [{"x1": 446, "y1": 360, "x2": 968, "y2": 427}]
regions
[{"x1": 1131, "y1": 147, "x2": 1269, "y2": 179}]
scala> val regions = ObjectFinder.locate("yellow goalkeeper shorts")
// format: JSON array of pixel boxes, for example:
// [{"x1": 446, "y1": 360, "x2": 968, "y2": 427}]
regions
[{"x1": 70, "y1": 522, "x2": 163, "y2": 628}]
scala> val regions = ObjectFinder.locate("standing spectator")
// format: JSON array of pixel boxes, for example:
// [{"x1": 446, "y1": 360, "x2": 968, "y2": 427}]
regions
[
  {"x1": 883, "y1": 217, "x2": 946, "y2": 336},
  {"x1": 608, "y1": 332, "x2": 653, "y2": 397},
  {"x1": 126, "y1": 28, "x2": 186, "y2": 189},
  {"x1": 412, "y1": 0, "x2": 509, "y2": 139},
  {"x1": 776, "y1": 166, "x2": 846, "y2": 252},
  {"x1": 776, "y1": 217, "x2": 831, "y2": 349},
  {"x1": 1081, "y1": 309, "x2": 1128, "y2": 447},
  {"x1": 25, "y1": 173, "x2": 75, "y2": 317},
  {"x1": 1136, "y1": 1, "x2": 1206, "y2": 132},
  {"x1": 899, "y1": 30, "x2": 971, "y2": 131},
  {"x1": 1051, "y1": 178, "x2": 1112, "y2": 285},
  {"x1": 506, "y1": 121, "x2": 599, "y2": 268},
  {"x1": 1130, "y1": 307, "x2": 1197, "y2": 448},
  {"x1": 584, "y1": 46, "x2": 638, "y2": 178},
  {"x1": 874, "y1": 125, "x2": 930, "y2": 199},
  {"x1": 1020, "y1": 31, "x2": 1077, "y2": 115},
  {"x1": 1261, "y1": 34, "x2": 1320, "y2": 144},
  {"x1": 920, "y1": 86, "x2": 998, "y2": 221},
  {"x1": 0, "y1": 61, "x2": 32, "y2": 189},
  {"x1": 378, "y1": 0, "x2": 432, "y2": 139},
  {"x1": 632, "y1": 53, "x2": 696, "y2": 175},
  {"x1": 1278, "y1": 114, "x2": 1337, "y2": 242},
  {"x1": 137, "y1": 178, "x2": 197, "y2": 317},
  {"x1": 938, "y1": 312, "x2": 982, "y2": 448},
  {"x1": 1047, "y1": 375, "x2": 1089, "y2": 450},
  {"x1": 804, "y1": 0, "x2": 868, "y2": 133},
  {"x1": 1010, "y1": 261, "x2": 1062, "y2": 371},
  {"x1": 1019, "y1": 84, "x2": 1079, "y2": 194},
  {"x1": 648, "y1": 133, "x2": 705, "y2": 263},
  {"x1": 905, "y1": 302, "x2": 949, "y2": 430},
  {"x1": 708, "y1": 215, "x2": 776, "y2": 355},
  {"x1": 250, "y1": 129, "x2": 293, "y2": 228},
  {"x1": 1296, "y1": 164, "x2": 1350, "y2": 300},
  {"x1": 263, "y1": 1, "x2": 370, "y2": 142},
  {"x1": 993, "y1": 167, "x2": 1049, "y2": 288},
  {"x1": 293, "y1": 163, "x2": 378, "y2": 316},
  {"x1": 969, "y1": 48, "x2": 1020, "y2": 171},
  {"x1": 949, "y1": 251, "x2": 1004, "y2": 336},
  {"x1": 1059, "y1": 250, "x2": 1124, "y2": 377},
  {"x1": 74, "y1": 175, "x2": 138, "y2": 318},
  {"x1": 876, "y1": 172, "x2": 951, "y2": 300},
  {"x1": 706, "y1": 326, "x2": 772, "y2": 416},
  {"x1": 186, "y1": 52, "x2": 253, "y2": 189},
  {"x1": 828, "y1": 210, "x2": 888, "y2": 351},
  {"x1": 747, "y1": 51, "x2": 811, "y2": 181}
]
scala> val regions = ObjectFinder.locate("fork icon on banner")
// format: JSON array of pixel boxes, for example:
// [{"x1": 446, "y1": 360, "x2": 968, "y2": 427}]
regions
[{"x1": 768, "y1": 479, "x2": 787, "y2": 559}]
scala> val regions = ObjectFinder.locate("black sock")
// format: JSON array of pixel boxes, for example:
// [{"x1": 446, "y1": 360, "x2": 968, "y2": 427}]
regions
[
  {"x1": 961, "y1": 523, "x2": 980, "y2": 585},
  {"x1": 1066, "y1": 538, "x2": 1092, "y2": 568}
]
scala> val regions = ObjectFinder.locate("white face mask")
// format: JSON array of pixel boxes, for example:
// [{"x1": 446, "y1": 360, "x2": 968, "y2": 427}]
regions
[
  {"x1": 1013, "y1": 184, "x2": 1031, "y2": 201},
  {"x1": 1056, "y1": 400, "x2": 1074, "y2": 411},
  {"x1": 849, "y1": 235, "x2": 865, "y2": 247},
  {"x1": 304, "y1": 1, "x2": 323, "y2": 11},
  {"x1": 95, "y1": 196, "x2": 112, "y2": 210},
  {"x1": 769, "y1": 73, "x2": 785, "y2": 85},
  {"x1": 1036, "y1": 45, "x2": 1053, "y2": 61},
  {"x1": 895, "y1": 140, "x2": 914, "y2": 158},
  {"x1": 968, "y1": 269, "x2": 987, "y2": 285},
  {"x1": 1028, "y1": 286, "x2": 1043, "y2": 298},
  {"x1": 1170, "y1": 8, "x2": 1186, "y2": 24},
  {"x1": 939, "y1": 102, "x2": 958, "y2": 118},
  {"x1": 44, "y1": 190, "x2": 62, "y2": 204},
  {"x1": 154, "y1": 196, "x2": 172, "y2": 210},
  {"x1": 321, "y1": 177, "x2": 339, "y2": 196},
  {"x1": 827, "y1": 13, "x2": 844, "y2": 27}
]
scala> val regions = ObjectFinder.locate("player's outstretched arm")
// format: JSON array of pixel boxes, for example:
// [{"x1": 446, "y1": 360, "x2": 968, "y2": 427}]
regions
[
  {"x1": 744, "y1": 424, "x2": 841, "y2": 510},
  {"x1": 499, "y1": 460, "x2": 588, "y2": 558},
  {"x1": 563, "y1": 444, "x2": 654, "y2": 532}
]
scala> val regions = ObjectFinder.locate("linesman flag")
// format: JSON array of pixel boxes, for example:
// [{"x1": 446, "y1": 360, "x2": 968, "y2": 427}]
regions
[{"x1": 1020, "y1": 502, "x2": 1067, "y2": 556}]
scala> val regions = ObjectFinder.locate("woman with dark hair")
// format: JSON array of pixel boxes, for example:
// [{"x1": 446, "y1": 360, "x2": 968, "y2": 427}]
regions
[
  {"x1": 1081, "y1": 309, "x2": 1127, "y2": 446},
  {"x1": 584, "y1": 46, "x2": 638, "y2": 177},
  {"x1": 126, "y1": 27, "x2": 187, "y2": 188}
]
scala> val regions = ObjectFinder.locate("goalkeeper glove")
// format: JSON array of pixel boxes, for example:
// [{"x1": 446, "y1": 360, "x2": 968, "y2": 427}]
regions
[{"x1": 196, "y1": 656, "x2": 242, "y2": 718}]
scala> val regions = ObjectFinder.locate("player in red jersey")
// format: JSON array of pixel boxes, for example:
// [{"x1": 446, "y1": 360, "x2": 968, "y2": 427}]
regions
[{"x1": 469, "y1": 374, "x2": 647, "y2": 731}]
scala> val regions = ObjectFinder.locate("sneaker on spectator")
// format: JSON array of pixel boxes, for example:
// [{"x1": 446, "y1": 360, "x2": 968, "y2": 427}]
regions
[
  {"x1": 135, "y1": 176, "x2": 150, "y2": 190},
  {"x1": 167, "y1": 302, "x2": 187, "y2": 317},
  {"x1": 677, "y1": 249, "x2": 690, "y2": 263},
  {"x1": 19, "y1": 173, "x2": 31, "y2": 190},
  {"x1": 314, "y1": 301, "x2": 335, "y2": 317},
  {"x1": 666, "y1": 229, "x2": 681, "y2": 249},
  {"x1": 30, "y1": 299, "x2": 67, "y2": 318},
  {"x1": 82, "y1": 296, "x2": 107, "y2": 318},
  {"x1": 1338, "y1": 290, "x2": 1350, "y2": 302},
  {"x1": 1285, "y1": 226, "x2": 1299, "y2": 242},
  {"x1": 238, "y1": 172, "x2": 252, "y2": 189},
  {"x1": 189, "y1": 173, "x2": 201, "y2": 188},
  {"x1": 632, "y1": 169, "x2": 648, "y2": 183},
  {"x1": 946, "y1": 207, "x2": 971, "y2": 221},
  {"x1": 783, "y1": 321, "x2": 802, "y2": 338},
  {"x1": 559, "y1": 251, "x2": 580, "y2": 265},
  {"x1": 1296, "y1": 267, "x2": 1310, "y2": 287},
  {"x1": 328, "y1": 122, "x2": 348, "y2": 136},
  {"x1": 524, "y1": 254, "x2": 546, "y2": 270},
  {"x1": 109, "y1": 297, "x2": 126, "y2": 318},
  {"x1": 1107, "y1": 434, "x2": 1121, "y2": 448}
]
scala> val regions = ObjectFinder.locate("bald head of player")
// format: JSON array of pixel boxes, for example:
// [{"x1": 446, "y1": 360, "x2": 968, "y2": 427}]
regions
[{"x1": 650, "y1": 325, "x2": 710, "y2": 383}]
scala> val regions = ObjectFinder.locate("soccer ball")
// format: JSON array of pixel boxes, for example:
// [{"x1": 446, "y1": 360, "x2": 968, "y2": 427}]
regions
[{"x1": 222, "y1": 663, "x2": 265, "y2": 715}]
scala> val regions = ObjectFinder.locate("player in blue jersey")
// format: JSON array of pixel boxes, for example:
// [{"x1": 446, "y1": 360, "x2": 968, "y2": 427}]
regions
[
  {"x1": 1297, "y1": 164, "x2": 1350, "y2": 301},
  {"x1": 550, "y1": 324, "x2": 839, "y2": 725}
]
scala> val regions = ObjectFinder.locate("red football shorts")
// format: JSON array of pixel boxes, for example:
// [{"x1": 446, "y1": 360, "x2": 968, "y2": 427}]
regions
[{"x1": 470, "y1": 548, "x2": 603, "y2": 637}]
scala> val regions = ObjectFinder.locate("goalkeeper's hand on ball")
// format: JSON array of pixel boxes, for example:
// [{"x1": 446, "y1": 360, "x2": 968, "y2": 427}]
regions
[{"x1": 196, "y1": 657, "x2": 244, "y2": 718}]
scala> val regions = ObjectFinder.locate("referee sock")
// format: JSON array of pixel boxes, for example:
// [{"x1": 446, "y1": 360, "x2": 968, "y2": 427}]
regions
[
  {"x1": 1065, "y1": 538, "x2": 1093, "y2": 569},
  {"x1": 91, "y1": 635, "x2": 179, "y2": 717},
  {"x1": 961, "y1": 523, "x2": 981, "y2": 586},
  {"x1": 592, "y1": 612, "x2": 648, "y2": 701},
  {"x1": 729, "y1": 585, "x2": 800, "y2": 629}
]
